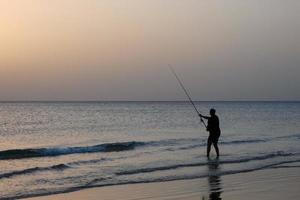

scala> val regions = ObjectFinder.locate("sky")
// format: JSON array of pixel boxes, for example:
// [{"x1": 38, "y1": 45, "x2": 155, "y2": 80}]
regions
[{"x1": 0, "y1": 0, "x2": 299, "y2": 101}]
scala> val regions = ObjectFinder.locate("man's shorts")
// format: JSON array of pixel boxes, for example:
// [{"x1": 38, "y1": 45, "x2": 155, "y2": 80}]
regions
[{"x1": 208, "y1": 132, "x2": 220, "y2": 144}]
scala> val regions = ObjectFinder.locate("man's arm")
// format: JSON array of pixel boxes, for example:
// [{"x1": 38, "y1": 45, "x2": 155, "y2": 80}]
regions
[{"x1": 199, "y1": 114, "x2": 209, "y2": 120}]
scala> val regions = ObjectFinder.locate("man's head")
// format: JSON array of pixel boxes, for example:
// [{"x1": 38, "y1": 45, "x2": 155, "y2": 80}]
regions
[{"x1": 210, "y1": 108, "x2": 216, "y2": 116}]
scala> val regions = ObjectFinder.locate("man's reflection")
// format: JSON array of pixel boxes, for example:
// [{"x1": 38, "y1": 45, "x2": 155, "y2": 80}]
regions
[{"x1": 207, "y1": 159, "x2": 222, "y2": 200}]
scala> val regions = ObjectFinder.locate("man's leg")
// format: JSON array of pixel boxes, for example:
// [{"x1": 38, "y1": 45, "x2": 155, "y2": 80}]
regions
[
  {"x1": 207, "y1": 139, "x2": 212, "y2": 158},
  {"x1": 213, "y1": 142, "x2": 219, "y2": 158}
]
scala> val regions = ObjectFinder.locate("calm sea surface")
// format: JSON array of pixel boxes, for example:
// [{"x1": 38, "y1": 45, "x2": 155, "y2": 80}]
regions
[{"x1": 0, "y1": 101, "x2": 300, "y2": 199}]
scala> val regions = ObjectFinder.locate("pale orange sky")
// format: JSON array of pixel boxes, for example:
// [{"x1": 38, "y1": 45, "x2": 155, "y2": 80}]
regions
[{"x1": 0, "y1": 0, "x2": 299, "y2": 101}]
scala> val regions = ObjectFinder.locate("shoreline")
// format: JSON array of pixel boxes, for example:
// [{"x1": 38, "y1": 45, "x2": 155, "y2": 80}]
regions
[{"x1": 23, "y1": 163, "x2": 300, "y2": 200}]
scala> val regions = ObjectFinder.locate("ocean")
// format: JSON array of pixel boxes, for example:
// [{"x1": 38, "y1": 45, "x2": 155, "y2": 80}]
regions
[{"x1": 0, "y1": 101, "x2": 300, "y2": 199}]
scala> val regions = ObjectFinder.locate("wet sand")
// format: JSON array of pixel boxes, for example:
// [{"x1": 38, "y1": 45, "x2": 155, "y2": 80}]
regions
[{"x1": 24, "y1": 163, "x2": 300, "y2": 200}]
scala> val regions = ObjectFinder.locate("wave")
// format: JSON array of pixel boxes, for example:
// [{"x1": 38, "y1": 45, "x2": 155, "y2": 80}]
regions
[
  {"x1": 68, "y1": 158, "x2": 108, "y2": 166},
  {"x1": 4, "y1": 151, "x2": 291, "y2": 180},
  {"x1": 5, "y1": 158, "x2": 300, "y2": 200},
  {"x1": 0, "y1": 133, "x2": 297, "y2": 161},
  {"x1": 160, "y1": 138, "x2": 266, "y2": 147},
  {"x1": 116, "y1": 151, "x2": 296, "y2": 175},
  {"x1": 270, "y1": 165, "x2": 300, "y2": 169},
  {"x1": 115, "y1": 158, "x2": 300, "y2": 183},
  {"x1": 0, "y1": 164, "x2": 69, "y2": 179},
  {"x1": 0, "y1": 137, "x2": 266, "y2": 160},
  {"x1": 275, "y1": 133, "x2": 300, "y2": 140},
  {"x1": 221, "y1": 139, "x2": 266, "y2": 145},
  {"x1": 167, "y1": 133, "x2": 300, "y2": 152},
  {"x1": 173, "y1": 139, "x2": 266, "y2": 151},
  {"x1": 0, "y1": 159, "x2": 110, "y2": 180},
  {"x1": 0, "y1": 141, "x2": 144, "y2": 160}
]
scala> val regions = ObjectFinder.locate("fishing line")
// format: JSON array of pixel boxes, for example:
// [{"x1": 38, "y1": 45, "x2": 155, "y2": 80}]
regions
[{"x1": 169, "y1": 65, "x2": 206, "y2": 128}]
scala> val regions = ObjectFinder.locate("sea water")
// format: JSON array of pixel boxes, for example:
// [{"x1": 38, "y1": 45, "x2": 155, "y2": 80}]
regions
[{"x1": 0, "y1": 101, "x2": 299, "y2": 199}]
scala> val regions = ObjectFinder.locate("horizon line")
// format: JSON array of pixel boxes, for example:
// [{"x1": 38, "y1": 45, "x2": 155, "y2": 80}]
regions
[{"x1": 0, "y1": 100, "x2": 299, "y2": 103}]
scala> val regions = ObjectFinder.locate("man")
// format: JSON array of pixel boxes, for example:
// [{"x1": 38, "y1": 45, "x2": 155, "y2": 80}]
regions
[{"x1": 200, "y1": 108, "x2": 221, "y2": 158}]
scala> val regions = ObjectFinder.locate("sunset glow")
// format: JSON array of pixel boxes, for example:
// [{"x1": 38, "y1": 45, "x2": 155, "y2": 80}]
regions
[{"x1": 0, "y1": 0, "x2": 299, "y2": 100}]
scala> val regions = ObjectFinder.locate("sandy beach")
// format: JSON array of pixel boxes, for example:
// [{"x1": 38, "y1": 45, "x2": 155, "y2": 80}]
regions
[{"x1": 25, "y1": 162, "x2": 300, "y2": 200}]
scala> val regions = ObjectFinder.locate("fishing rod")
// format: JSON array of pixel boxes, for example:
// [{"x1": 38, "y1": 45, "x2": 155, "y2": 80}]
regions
[{"x1": 169, "y1": 65, "x2": 206, "y2": 128}]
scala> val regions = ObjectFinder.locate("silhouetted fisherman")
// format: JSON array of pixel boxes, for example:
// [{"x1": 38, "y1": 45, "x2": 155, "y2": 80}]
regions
[{"x1": 200, "y1": 109, "x2": 221, "y2": 158}]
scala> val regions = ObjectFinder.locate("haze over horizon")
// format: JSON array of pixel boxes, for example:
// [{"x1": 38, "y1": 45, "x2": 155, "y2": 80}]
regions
[{"x1": 0, "y1": 0, "x2": 299, "y2": 101}]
